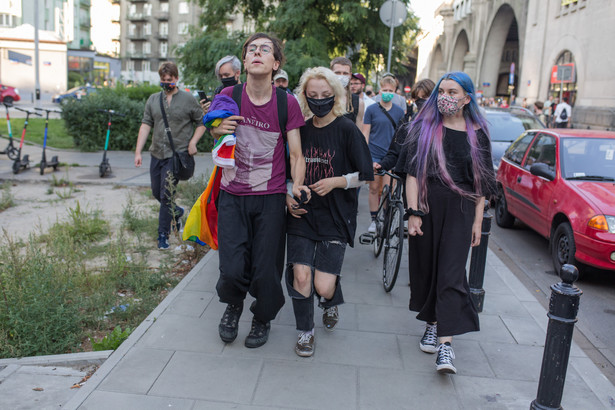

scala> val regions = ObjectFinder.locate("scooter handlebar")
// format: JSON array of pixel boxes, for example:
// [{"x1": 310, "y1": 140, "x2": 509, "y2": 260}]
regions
[
  {"x1": 14, "y1": 106, "x2": 42, "y2": 116},
  {"x1": 34, "y1": 107, "x2": 62, "y2": 114},
  {"x1": 98, "y1": 109, "x2": 126, "y2": 117}
]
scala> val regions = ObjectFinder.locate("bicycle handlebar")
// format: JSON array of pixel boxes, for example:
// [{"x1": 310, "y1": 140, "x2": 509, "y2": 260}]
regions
[
  {"x1": 13, "y1": 106, "x2": 42, "y2": 116},
  {"x1": 375, "y1": 169, "x2": 401, "y2": 181}
]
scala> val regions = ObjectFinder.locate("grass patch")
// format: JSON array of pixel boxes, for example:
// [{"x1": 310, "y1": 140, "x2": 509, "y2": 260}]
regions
[
  {"x1": 0, "y1": 118, "x2": 74, "y2": 149},
  {"x1": 0, "y1": 182, "x2": 15, "y2": 211},
  {"x1": 175, "y1": 172, "x2": 208, "y2": 208}
]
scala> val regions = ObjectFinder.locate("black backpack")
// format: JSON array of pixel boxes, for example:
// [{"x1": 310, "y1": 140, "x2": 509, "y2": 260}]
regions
[
  {"x1": 231, "y1": 83, "x2": 290, "y2": 178},
  {"x1": 560, "y1": 107, "x2": 568, "y2": 121}
]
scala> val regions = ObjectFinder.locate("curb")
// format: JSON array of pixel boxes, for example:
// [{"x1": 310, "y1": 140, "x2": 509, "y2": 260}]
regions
[
  {"x1": 0, "y1": 350, "x2": 112, "y2": 369},
  {"x1": 62, "y1": 248, "x2": 216, "y2": 410}
]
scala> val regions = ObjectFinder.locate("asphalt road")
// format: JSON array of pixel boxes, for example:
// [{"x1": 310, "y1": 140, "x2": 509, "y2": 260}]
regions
[{"x1": 489, "y1": 215, "x2": 615, "y2": 384}]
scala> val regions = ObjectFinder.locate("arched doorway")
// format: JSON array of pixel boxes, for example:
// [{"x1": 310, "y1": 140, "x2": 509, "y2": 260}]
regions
[
  {"x1": 430, "y1": 44, "x2": 444, "y2": 81},
  {"x1": 450, "y1": 30, "x2": 469, "y2": 72},
  {"x1": 549, "y1": 50, "x2": 577, "y2": 106},
  {"x1": 479, "y1": 4, "x2": 519, "y2": 101}
]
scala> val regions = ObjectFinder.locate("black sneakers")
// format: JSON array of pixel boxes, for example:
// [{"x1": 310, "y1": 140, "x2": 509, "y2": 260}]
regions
[
  {"x1": 436, "y1": 342, "x2": 457, "y2": 374},
  {"x1": 322, "y1": 306, "x2": 339, "y2": 331},
  {"x1": 245, "y1": 317, "x2": 271, "y2": 348},
  {"x1": 419, "y1": 323, "x2": 438, "y2": 354},
  {"x1": 218, "y1": 303, "x2": 243, "y2": 343}
]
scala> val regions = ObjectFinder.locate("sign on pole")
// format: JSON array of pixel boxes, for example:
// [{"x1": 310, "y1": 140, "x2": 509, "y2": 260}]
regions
[
  {"x1": 379, "y1": 0, "x2": 407, "y2": 73},
  {"x1": 509, "y1": 62, "x2": 515, "y2": 85}
]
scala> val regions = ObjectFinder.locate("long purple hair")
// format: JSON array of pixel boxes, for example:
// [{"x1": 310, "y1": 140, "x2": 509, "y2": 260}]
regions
[{"x1": 408, "y1": 71, "x2": 491, "y2": 212}]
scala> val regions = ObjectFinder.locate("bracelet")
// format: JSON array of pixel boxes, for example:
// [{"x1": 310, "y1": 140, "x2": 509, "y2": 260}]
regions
[{"x1": 403, "y1": 207, "x2": 426, "y2": 220}]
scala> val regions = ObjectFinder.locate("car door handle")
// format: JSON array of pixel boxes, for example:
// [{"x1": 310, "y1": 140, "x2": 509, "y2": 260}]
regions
[{"x1": 517, "y1": 176, "x2": 522, "y2": 183}]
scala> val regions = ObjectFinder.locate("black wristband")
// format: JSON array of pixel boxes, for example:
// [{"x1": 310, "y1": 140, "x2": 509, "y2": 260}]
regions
[{"x1": 403, "y1": 207, "x2": 426, "y2": 220}]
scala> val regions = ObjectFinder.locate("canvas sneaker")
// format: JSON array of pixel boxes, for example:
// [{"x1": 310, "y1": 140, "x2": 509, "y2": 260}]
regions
[
  {"x1": 245, "y1": 318, "x2": 270, "y2": 348},
  {"x1": 419, "y1": 323, "x2": 438, "y2": 354},
  {"x1": 157, "y1": 233, "x2": 170, "y2": 250},
  {"x1": 173, "y1": 206, "x2": 185, "y2": 232},
  {"x1": 436, "y1": 342, "x2": 457, "y2": 374},
  {"x1": 218, "y1": 303, "x2": 243, "y2": 343},
  {"x1": 322, "y1": 306, "x2": 339, "y2": 331},
  {"x1": 368, "y1": 220, "x2": 377, "y2": 233},
  {"x1": 295, "y1": 331, "x2": 315, "y2": 357}
]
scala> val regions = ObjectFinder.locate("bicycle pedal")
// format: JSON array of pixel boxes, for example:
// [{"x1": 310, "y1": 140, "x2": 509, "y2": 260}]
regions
[{"x1": 358, "y1": 233, "x2": 375, "y2": 245}]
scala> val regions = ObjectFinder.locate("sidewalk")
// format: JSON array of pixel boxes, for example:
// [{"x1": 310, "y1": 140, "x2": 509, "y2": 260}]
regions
[{"x1": 63, "y1": 202, "x2": 614, "y2": 409}]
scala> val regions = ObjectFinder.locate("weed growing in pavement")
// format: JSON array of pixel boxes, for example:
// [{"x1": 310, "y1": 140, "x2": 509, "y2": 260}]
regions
[
  {"x1": 90, "y1": 326, "x2": 132, "y2": 351},
  {"x1": 46, "y1": 202, "x2": 108, "y2": 245},
  {"x1": 122, "y1": 195, "x2": 157, "y2": 240},
  {"x1": 50, "y1": 173, "x2": 73, "y2": 188},
  {"x1": 0, "y1": 182, "x2": 15, "y2": 211},
  {"x1": 175, "y1": 172, "x2": 207, "y2": 209}
]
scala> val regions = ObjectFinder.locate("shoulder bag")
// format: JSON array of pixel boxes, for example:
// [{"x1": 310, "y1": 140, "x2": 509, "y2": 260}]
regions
[{"x1": 159, "y1": 91, "x2": 195, "y2": 181}]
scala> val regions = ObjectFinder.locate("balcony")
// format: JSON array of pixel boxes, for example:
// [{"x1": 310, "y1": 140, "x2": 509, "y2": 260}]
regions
[
  {"x1": 126, "y1": 52, "x2": 151, "y2": 60},
  {"x1": 127, "y1": 13, "x2": 148, "y2": 21},
  {"x1": 111, "y1": 0, "x2": 120, "y2": 4},
  {"x1": 128, "y1": 32, "x2": 148, "y2": 40},
  {"x1": 129, "y1": 0, "x2": 148, "y2": 2},
  {"x1": 156, "y1": 11, "x2": 169, "y2": 20},
  {"x1": 157, "y1": 32, "x2": 168, "y2": 40},
  {"x1": 80, "y1": 21, "x2": 90, "y2": 29}
]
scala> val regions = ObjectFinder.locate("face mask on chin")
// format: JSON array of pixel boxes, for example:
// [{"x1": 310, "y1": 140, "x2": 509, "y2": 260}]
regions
[
  {"x1": 160, "y1": 82, "x2": 176, "y2": 92},
  {"x1": 337, "y1": 75, "x2": 350, "y2": 89},
  {"x1": 221, "y1": 77, "x2": 238, "y2": 88},
  {"x1": 306, "y1": 96, "x2": 335, "y2": 118}
]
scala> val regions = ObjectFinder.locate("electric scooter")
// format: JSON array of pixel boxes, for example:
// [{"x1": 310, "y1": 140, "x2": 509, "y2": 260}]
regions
[
  {"x1": 35, "y1": 107, "x2": 62, "y2": 175},
  {"x1": 0, "y1": 102, "x2": 18, "y2": 160},
  {"x1": 98, "y1": 109, "x2": 125, "y2": 178},
  {"x1": 12, "y1": 107, "x2": 41, "y2": 174}
]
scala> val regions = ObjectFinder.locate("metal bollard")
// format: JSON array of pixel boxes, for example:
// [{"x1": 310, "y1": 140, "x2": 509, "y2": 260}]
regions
[
  {"x1": 530, "y1": 264, "x2": 582, "y2": 410},
  {"x1": 468, "y1": 199, "x2": 492, "y2": 312}
]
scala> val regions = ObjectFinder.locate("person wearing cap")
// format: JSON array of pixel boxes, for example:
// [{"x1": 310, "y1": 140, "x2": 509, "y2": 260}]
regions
[
  {"x1": 373, "y1": 73, "x2": 407, "y2": 114},
  {"x1": 350, "y1": 73, "x2": 376, "y2": 109},
  {"x1": 273, "y1": 69, "x2": 293, "y2": 94}
]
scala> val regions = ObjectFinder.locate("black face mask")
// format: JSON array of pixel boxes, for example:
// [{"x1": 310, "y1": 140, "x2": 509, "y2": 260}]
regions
[
  {"x1": 160, "y1": 82, "x2": 176, "y2": 92},
  {"x1": 353, "y1": 91, "x2": 362, "y2": 96},
  {"x1": 221, "y1": 77, "x2": 238, "y2": 88},
  {"x1": 278, "y1": 86, "x2": 287, "y2": 91},
  {"x1": 306, "y1": 96, "x2": 335, "y2": 118},
  {"x1": 415, "y1": 98, "x2": 426, "y2": 112}
]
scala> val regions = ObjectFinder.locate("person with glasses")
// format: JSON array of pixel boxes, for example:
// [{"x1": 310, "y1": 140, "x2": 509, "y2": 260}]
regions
[
  {"x1": 402, "y1": 71, "x2": 496, "y2": 374},
  {"x1": 349, "y1": 73, "x2": 376, "y2": 109},
  {"x1": 209, "y1": 33, "x2": 308, "y2": 349},
  {"x1": 286, "y1": 66, "x2": 373, "y2": 357}
]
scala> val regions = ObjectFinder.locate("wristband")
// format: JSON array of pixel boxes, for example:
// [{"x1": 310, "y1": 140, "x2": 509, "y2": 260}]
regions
[{"x1": 403, "y1": 207, "x2": 426, "y2": 220}]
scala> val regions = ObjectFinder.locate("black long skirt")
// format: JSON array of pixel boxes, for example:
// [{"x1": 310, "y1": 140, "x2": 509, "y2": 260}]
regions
[{"x1": 408, "y1": 182, "x2": 479, "y2": 337}]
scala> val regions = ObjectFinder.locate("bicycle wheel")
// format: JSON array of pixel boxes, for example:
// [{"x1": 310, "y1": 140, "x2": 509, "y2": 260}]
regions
[
  {"x1": 373, "y1": 184, "x2": 389, "y2": 257},
  {"x1": 382, "y1": 202, "x2": 404, "y2": 292}
]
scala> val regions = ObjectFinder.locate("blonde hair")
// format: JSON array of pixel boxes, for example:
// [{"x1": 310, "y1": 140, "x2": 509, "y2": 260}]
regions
[
  {"x1": 380, "y1": 76, "x2": 397, "y2": 88},
  {"x1": 294, "y1": 67, "x2": 347, "y2": 119}
]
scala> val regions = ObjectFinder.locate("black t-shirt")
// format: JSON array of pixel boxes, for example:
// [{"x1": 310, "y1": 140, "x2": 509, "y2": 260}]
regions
[
  {"x1": 287, "y1": 116, "x2": 374, "y2": 246},
  {"x1": 343, "y1": 93, "x2": 360, "y2": 124},
  {"x1": 403, "y1": 125, "x2": 496, "y2": 197}
]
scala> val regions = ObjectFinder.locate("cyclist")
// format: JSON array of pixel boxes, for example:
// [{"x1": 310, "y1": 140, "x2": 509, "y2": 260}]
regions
[
  {"x1": 286, "y1": 66, "x2": 373, "y2": 357},
  {"x1": 402, "y1": 71, "x2": 496, "y2": 374}
]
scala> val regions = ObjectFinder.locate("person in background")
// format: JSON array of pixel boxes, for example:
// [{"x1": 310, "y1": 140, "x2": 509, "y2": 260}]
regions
[
  {"x1": 213, "y1": 55, "x2": 242, "y2": 96},
  {"x1": 273, "y1": 69, "x2": 293, "y2": 94},
  {"x1": 372, "y1": 73, "x2": 407, "y2": 115},
  {"x1": 330, "y1": 57, "x2": 365, "y2": 129},
  {"x1": 365, "y1": 85, "x2": 375, "y2": 98},
  {"x1": 134, "y1": 61, "x2": 206, "y2": 250},
  {"x1": 553, "y1": 96, "x2": 572, "y2": 128},
  {"x1": 402, "y1": 71, "x2": 496, "y2": 375},
  {"x1": 350, "y1": 73, "x2": 376, "y2": 109},
  {"x1": 286, "y1": 66, "x2": 373, "y2": 357},
  {"x1": 363, "y1": 75, "x2": 404, "y2": 233},
  {"x1": 533, "y1": 101, "x2": 546, "y2": 124}
]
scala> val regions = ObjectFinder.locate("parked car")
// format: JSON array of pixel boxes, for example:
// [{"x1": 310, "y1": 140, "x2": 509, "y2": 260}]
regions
[
  {"x1": 483, "y1": 107, "x2": 545, "y2": 171},
  {"x1": 52, "y1": 86, "x2": 99, "y2": 104},
  {"x1": 0, "y1": 84, "x2": 20, "y2": 104},
  {"x1": 495, "y1": 129, "x2": 615, "y2": 274}
]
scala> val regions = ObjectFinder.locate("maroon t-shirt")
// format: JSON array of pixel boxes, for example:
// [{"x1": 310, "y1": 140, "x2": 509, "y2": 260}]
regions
[{"x1": 219, "y1": 84, "x2": 305, "y2": 195}]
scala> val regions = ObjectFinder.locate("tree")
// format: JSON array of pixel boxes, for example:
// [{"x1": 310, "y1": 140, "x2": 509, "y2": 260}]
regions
[{"x1": 177, "y1": 0, "x2": 418, "y2": 90}]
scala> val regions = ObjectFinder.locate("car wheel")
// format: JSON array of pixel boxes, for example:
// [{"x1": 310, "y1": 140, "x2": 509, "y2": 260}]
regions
[
  {"x1": 495, "y1": 188, "x2": 515, "y2": 228},
  {"x1": 550, "y1": 222, "x2": 579, "y2": 277},
  {"x1": 3, "y1": 96, "x2": 13, "y2": 105}
]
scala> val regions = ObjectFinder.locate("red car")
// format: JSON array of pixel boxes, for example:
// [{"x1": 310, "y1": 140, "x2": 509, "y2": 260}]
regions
[
  {"x1": 495, "y1": 129, "x2": 615, "y2": 274},
  {"x1": 0, "y1": 84, "x2": 20, "y2": 104}
]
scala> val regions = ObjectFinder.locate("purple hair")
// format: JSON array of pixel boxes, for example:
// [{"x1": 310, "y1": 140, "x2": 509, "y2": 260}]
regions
[{"x1": 407, "y1": 71, "x2": 492, "y2": 212}]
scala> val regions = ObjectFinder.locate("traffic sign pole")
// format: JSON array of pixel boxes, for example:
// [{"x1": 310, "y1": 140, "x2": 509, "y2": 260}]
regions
[{"x1": 386, "y1": 4, "x2": 394, "y2": 73}]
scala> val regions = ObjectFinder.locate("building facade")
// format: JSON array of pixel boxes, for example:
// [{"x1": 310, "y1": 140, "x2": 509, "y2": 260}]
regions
[
  {"x1": 116, "y1": 0, "x2": 202, "y2": 84},
  {"x1": 416, "y1": 0, "x2": 615, "y2": 129}
]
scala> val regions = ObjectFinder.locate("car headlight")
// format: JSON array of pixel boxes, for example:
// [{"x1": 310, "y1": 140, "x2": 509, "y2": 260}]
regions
[
  {"x1": 14, "y1": 88, "x2": 19, "y2": 94},
  {"x1": 588, "y1": 215, "x2": 615, "y2": 233}
]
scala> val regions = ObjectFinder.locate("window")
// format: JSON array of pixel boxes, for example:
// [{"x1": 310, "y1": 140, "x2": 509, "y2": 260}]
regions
[
  {"x1": 127, "y1": 60, "x2": 135, "y2": 71},
  {"x1": 128, "y1": 24, "x2": 136, "y2": 36},
  {"x1": 143, "y1": 42, "x2": 151, "y2": 54},
  {"x1": 159, "y1": 22, "x2": 168, "y2": 35},
  {"x1": 178, "y1": 2, "x2": 189, "y2": 14},
  {"x1": 178, "y1": 22, "x2": 189, "y2": 35},
  {"x1": 129, "y1": 4, "x2": 136, "y2": 15},
  {"x1": 524, "y1": 135, "x2": 556, "y2": 170},
  {"x1": 142, "y1": 61, "x2": 150, "y2": 73},
  {"x1": 144, "y1": 23, "x2": 151, "y2": 35},
  {"x1": 144, "y1": 4, "x2": 152, "y2": 16},
  {"x1": 504, "y1": 132, "x2": 536, "y2": 165},
  {"x1": 128, "y1": 42, "x2": 135, "y2": 54},
  {"x1": 160, "y1": 42, "x2": 168, "y2": 57},
  {"x1": 160, "y1": 2, "x2": 169, "y2": 12}
]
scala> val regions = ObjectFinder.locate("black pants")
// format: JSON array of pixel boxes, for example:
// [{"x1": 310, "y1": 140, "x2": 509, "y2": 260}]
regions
[
  {"x1": 408, "y1": 183, "x2": 479, "y2": 337},
  {"x1": 216, "y1": 190, "x2": 287, "y2": 323},
  {"x1": 150, "y1": 156, "x2": 182, "y2": 236}
]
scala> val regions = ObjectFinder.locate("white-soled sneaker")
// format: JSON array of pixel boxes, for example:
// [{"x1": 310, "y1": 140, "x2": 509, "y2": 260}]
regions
[
  {"x1": 419, "y1": 323, "x2": 438, "y2": 353},
  {"x1": 368, "y1": 220, "x2": 376, "y2": 233},
  {"x1": 436, "y1": 342, "x2": 457, "y2": 374}
]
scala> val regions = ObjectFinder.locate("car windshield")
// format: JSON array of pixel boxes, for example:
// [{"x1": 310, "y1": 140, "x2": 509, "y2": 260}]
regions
[
  {"x1": 486, "y1": 113, "x2": 543, "y2": 142},
  {"x1": 65, "y1": 86, "x2": 82, "y2": 94},
  {"x1": 561, "y1": 137, "x2": 615, "y2": 180}
]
